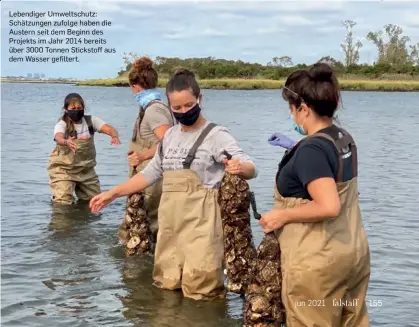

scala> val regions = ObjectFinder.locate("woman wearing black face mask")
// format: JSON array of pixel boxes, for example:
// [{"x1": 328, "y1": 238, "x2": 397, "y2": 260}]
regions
[
  {"x1": 90, "y1": 68, "x2": 258, "y2": 301},
  {"x1": 47, "y1": 92, "x2": 120, "y2": 205}
]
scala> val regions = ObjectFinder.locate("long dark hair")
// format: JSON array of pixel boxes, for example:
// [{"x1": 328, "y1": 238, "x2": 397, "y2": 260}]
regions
[{"x1": 59, "y1": 93, "x2": 85, "y2": 135}]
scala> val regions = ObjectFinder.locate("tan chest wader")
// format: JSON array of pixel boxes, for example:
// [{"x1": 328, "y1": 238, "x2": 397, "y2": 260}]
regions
[
  {"x1": 274, "y1": 130, "x2": 371, "y2": 327},
  {"x1": 152, "y1": 123, "x2": 226, "y2": 301},
  {"x1": 47, "y1": 115, "x2": 101, "y2": 205},
  {"x1": 118, "y1": 100, "x2": 175, "y2": 244}
]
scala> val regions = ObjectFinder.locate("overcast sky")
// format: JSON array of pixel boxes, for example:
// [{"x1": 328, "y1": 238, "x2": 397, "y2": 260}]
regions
[{"x1": 1, "y1": 0, "x2": 419, "y2": 79}]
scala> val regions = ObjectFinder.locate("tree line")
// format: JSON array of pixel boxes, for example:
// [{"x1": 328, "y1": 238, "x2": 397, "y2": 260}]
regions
[{"x1": 118, "y1": 22, "x2": 419, "y2": 80}]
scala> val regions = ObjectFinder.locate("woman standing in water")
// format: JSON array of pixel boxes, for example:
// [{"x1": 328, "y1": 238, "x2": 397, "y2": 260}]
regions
[
  {"x1": 47, "y1": 92, "x2": 120, "y2": 205},
  {"x1": 118, "y1": 56, "x2": 176, "y2": 244},
  {"x1": 90, "y1": 68, "x2": 258, "y2": 301},
  {"x1": 260, "y1": 63, "x2": 370, "y2": 326}
]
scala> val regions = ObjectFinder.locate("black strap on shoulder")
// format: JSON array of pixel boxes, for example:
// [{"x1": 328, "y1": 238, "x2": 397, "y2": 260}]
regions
[
  {"x1": 132, "y1": 100, "x2": 173, "y2": 142},
  {"x1": 337, "y1": 128, "x2": 358, "y2": 178},
  {"x1": 84, "y1": 115, "x2": 95, "y2": 136},
  {"x1": 311, "y1": 129, "x2": 358, "y2": 182},
  {"x1": 183, "y1": 123, "x2": 217, "y2": 169}
]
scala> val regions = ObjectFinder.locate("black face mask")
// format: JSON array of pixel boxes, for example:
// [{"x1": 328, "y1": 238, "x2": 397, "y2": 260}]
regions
[
  {"x1": 173, "y1": 103, "x2": 201, "y2": 126},
  {"x1": 66, "y1": 109, "x2": 84, "y2": 121}
]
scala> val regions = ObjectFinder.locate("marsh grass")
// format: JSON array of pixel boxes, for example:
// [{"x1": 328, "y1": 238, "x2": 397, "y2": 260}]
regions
[{"x1": 76, "y1": 77, "x2": 419, "y2": 91}]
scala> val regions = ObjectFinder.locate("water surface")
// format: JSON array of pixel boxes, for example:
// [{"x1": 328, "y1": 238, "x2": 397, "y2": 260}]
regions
[{"x1": 1, "y1": 83, "x2": 418, "y2": 326}]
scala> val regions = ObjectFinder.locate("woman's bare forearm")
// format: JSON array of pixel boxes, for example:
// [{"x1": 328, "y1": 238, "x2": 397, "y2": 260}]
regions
[
  {"x1": 109, "y1": 173, "x2": 149, "y2": 198},
  {"x1": 239, "y1": 162, "x2": 256, "y2": 180}
]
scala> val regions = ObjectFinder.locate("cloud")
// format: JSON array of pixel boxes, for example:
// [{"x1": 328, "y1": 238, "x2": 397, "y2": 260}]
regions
[
  {"x1": 202, "y1": 28, "x2": 228, "y2": 37},
  {"x1": 403, "y1": 11, "x2": 419, "y2": 28},
  {"x1": 256, "y1": 26, "x2": 286, "y2": 34},
  {"x1": 215, "y1": 12, "x2": 246, "y2": 20},
  {"x1": 162, "y1": 32, "x2": 185, "y2": 39},
  {"x1": 277, "y1": 15, "x2": 313, "y2": 26}
]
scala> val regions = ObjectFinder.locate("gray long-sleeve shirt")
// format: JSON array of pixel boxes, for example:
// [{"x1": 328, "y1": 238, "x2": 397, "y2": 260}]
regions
[{"x1": 140, "y1": 121, "x2": 258, "y2": 188}]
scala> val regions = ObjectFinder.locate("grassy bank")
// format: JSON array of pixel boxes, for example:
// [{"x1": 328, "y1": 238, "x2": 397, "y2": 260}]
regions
[{"x1": 75, "y1": 77, "x2": 419, "y2": 91}]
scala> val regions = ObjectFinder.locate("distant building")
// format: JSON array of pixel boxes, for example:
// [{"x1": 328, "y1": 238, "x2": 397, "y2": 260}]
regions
[
  {"x1": 27, "y1": 73, "x2": 32, "y2": 78},
  {"x1": 34, "y1": 73, "x2": 40, "y2": 79}
]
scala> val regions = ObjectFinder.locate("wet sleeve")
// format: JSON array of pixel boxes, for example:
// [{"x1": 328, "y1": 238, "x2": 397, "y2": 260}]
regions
[
  {"x1": 293, "y1": 139, "x2": 338, "y2": 188},
  {"x1": 53, "y1": 120, "x2": 66, "y2": 136},
  {"x1": 139, "y1": 142, "x2": 164, "y2": 186},
  {"x1": 91, "y1": 116, "x2": 106, "y2": 132},
  {"x1": 143, "y1": 103, "x2": 172, "y2": 131},
  {"x1": 212, "y1": 127, "x2": 258, "y2": 178}
]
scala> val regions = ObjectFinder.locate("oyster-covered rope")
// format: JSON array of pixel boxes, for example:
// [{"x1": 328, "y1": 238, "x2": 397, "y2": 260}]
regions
[
  {"x1": 121, "y1": 166, "x2": 154, "y2": 256},
  {"x1": 217, "y1": 150, "x2": 257, "y2": 294},
  {"x1": 243, "y1": 193, "x2": 285, "y2": 326}
]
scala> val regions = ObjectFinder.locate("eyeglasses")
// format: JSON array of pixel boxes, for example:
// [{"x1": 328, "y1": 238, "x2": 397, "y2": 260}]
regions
[{"x1": 283, "y1": 86, "x2": 300, "y2": 98}]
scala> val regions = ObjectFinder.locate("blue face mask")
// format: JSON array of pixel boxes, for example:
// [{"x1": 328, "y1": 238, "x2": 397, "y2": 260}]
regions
[
  {"x1": 290, "y1": 115, "x2": 307, "y2": 136},
  {"x1": 135, "y1": 88, "x2": 162, "y2": 109}
]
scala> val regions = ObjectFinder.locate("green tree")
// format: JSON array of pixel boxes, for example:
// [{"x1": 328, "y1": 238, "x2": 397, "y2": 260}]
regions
[{"x1": 366, "y1": 24, "x2": 411, "y2": 66}]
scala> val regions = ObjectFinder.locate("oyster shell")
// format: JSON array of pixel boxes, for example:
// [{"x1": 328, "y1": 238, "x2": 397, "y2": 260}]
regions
[
  {"x1": 217, "y1": 167, "x2": 257, "y2": 295},
  {"x1": 119, "y1": 167, "x2": 154, "y2": 256},
  {"x1": 243, "y1": 232, "x2": 285, "y2": 326}
]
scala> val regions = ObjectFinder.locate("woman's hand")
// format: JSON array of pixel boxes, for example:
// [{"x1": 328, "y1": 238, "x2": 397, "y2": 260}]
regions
[
  {"x1": 90, "y1": 191, "x2": 115, "y2": 213},
  {"x1": 111, "y1": 136, "x2": 121, "y2": 145},
  {"x1": 259, "y1": 209, "x2": 288, "y2": 233},
  {"x1": 65, "y1": 137, "x2": 77, "y2": 153},
  {"x1": 222, "y1": 158, "x2": 242, "y2": 175},
  {"x1": 127, "y1": 151, "x2": 147, "y2": 167}
]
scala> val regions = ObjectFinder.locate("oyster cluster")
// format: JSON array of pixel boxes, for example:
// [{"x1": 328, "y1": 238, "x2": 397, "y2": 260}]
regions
[
  {"x1": 122, "y1": 191, "x2": 154, "y2": 256},
  {"x1": 243, "y1": 232, "x2": 285, "y2": 326},
  {"x1": 218, "y1": 169, "x2": 257, "y2": 294}
]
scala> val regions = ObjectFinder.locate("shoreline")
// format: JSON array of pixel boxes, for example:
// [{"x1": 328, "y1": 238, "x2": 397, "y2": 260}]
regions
[
  {"x1": 3, "y1": 77, "x2": 419, "y2": 91},
  {"x1": 75, "y1": 77, "x2": 419, "y2": 92},
  {"x1": 1, "y1": 78, "x2": 76, "y2": 85}
]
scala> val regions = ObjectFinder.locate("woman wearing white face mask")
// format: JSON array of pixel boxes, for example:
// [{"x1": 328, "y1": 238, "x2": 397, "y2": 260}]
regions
[
  {"x1": 259, "y1": 63, "x2": 371, "y2": 326},
  {"x1": 90, "y1": 68, "x2": 258, "y2": 301}
]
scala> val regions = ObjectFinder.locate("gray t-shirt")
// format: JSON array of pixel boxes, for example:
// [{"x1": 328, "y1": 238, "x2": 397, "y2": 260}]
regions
[
  {"x1": 140, "y1": 121, "x2": 258, "y2": 188},
  {"x1": 139, "y1": 102, "x2": 175, "y2": 143}
]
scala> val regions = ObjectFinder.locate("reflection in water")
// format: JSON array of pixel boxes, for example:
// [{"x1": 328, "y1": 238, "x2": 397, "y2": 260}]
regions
[
  {"x1": 48, "y1": 200, "x2": 100, "y2": 237},
  {"x1": 41, "y1": 201, "x2": 107, "y2": 321},
  {"x1": 119, "y1": 255, "x2": 242, "y2": 327}
]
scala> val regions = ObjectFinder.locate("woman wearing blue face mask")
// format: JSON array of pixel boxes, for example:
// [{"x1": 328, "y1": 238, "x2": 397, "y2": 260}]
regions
[
  {"x1": 259, "y1": 63, "x2": 370, "y2": 326},
  {"x1": 90, "y1": 68, "x2": 258, "y2": 301},
  {"x1": 118, "y1": 56, "x2": 176, "y2": 244}
]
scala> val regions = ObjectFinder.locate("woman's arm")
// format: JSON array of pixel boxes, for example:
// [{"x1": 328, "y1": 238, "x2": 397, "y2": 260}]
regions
[
  {"x1": 214, "y1": 127, "x2": 257, "y2": 180},
  {"x1": 260, "y1": 139, "x2": 341, "y2": 232},
  {"x1": 109, "y1": 173, "x2": 150, "y2": 198},
  {"x1": 141, "y1": 124, "x2": 171, "y2": 160},
  {"x1": 281, "y1": 177, "x2": 341, "y2": 223},
  {"x1": 100, "y1": 123, "x2": 119, "y2": 138},
  {"x1": 99, "y1": 123, "x2": 120, "y2": 145}
]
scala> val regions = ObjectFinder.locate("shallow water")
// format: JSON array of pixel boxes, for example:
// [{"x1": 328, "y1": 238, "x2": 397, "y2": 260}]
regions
[{"x1": 1, "y1": 82, "x2": 418, "y2": 326}]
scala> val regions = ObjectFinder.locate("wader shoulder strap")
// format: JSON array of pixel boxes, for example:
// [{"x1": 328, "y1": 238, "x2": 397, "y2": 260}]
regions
[
  {"x1": 311, "y1": 132, "x2": 344, "y2": 183},
  {"x1": 183, "y1": 123, "x2": 217, "y2": 169},
  {"x1": 311, "y1": 129, "x2": 358, "y2": 181},
  {"x1": 84, "y1": 115, "x2": 95, "y2": 136},
  {"x1": 132, "y1": 100, "x2": 174, "y2": 142},
  {"x1": 337, "y1": 128, "x2": 358, "y2": 178}
]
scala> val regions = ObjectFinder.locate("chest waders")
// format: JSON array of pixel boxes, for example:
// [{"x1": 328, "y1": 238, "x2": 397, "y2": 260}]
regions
[{"x1": 47, "y1": 115, "x2": 101, "y2": 205}]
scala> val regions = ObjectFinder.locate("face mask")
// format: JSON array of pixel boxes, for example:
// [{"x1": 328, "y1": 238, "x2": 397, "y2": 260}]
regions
[
  {"x1": 173, "y1": 102, "x2": 201, "y2": 126},
  {"x1": 66, "y1": 109, "x2": 84, "y2": 121},
  {"x1": 290, "y1": 115, "x2": 307, "y2": 136}
]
